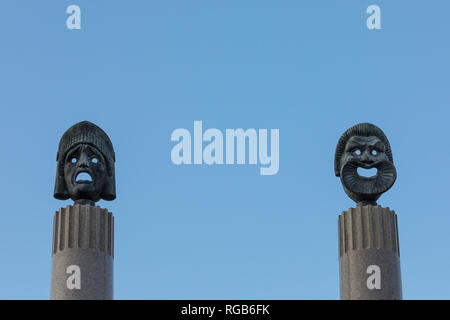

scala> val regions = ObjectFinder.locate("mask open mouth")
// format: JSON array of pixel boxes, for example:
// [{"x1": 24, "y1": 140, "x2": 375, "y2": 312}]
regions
[
  {"x1": 357, "y1": 167, "x2": 378, "y2": 178},
  {"x1": 75, "y1": 172, "x2": 93, "y2": 184}
]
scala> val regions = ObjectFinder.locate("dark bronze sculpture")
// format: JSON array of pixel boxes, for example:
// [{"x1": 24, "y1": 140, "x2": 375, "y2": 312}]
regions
[
  {"x1": 334, "y1": 123, "x2": 396, "y2": 206},
  {"x1": 54, "y1": 121, "x2": 116, "y2": 205}
]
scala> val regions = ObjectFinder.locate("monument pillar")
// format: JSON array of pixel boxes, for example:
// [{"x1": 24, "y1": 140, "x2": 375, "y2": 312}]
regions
[
  {"x1": 50, "y1": 205, "x2": 114, "y2": 300},
  {"x1": 338, "y1": 205, "x2": 402, "y2": 299}
]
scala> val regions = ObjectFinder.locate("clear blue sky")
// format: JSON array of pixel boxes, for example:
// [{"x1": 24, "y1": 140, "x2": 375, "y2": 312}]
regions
[{"x1": 0, "y1": 1, "x2": 449, "y2": 299}]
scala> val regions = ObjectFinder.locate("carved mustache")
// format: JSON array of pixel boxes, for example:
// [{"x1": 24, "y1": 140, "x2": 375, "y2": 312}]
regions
[{"x1": 340, "y1": 159, "x2": 397, "y2": 202}]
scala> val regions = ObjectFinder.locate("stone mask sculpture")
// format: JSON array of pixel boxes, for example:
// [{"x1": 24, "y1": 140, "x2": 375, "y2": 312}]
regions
[
  {"x1": 334, "y1": 123, "x2": 396, "y2": 206},
  {"x1": 54, "y1": 121, "x2": 116, "y2": 205}
]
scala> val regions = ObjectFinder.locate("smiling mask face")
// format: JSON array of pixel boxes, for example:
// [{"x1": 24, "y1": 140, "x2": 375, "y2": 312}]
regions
[
  {"x1": 335, "y1": 123, "x2": 396, "y2": 206},
  {"x1": 340, "y1": 136, "x2": 396, "y2": 204},
  {"x1": 64, "y1": 144, "x2": 107, "y2": 203}
]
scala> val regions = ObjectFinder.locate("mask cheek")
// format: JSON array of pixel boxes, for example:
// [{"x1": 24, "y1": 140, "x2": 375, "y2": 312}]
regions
[
  {"x1": 92, "y1": 169, "x2": 106, "y2": 190},
  {"x1": 340, "y1": 156, "x2": 351, "y2": 171},
  {"x1": 64, "y1": 167, "x2": 74, "y2": 188}
]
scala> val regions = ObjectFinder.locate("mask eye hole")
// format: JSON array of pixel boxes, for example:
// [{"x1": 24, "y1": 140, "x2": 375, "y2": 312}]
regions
[
  {"x1": 371, "y1": 149, "x2": 378, "y2": 156},
  {"x1": 353, "y1": 149, "x2": 361, "y2": 156},
  {"x1": 91, "y1": 157, "x2": 98, "y2": 164},
  {"x1": 71, "y1": 157, "x2": 77, "y2": 163}
]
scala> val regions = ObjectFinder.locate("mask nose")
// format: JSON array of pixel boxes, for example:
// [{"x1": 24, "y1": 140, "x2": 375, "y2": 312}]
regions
[
  {"x1": 360, "y1": 150, "x2": 374, "y2": 164},
  {"x1": 78, "y1": 151, "x2": 90, "y2": 168}
]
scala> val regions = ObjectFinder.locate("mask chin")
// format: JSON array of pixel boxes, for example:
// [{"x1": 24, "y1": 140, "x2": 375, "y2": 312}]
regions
[
  {"x1": 340, "y1": 159, "x2": 397, "y2": 204},
  {"x1": 68, "y1": 185, "x2": 102, "y2": 203},
  {"x1": 67, "y1": 171, "x2": 104, "y2": 203}
]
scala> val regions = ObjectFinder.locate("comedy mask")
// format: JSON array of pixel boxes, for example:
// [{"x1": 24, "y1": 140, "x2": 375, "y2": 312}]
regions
[
  {"x1": 334, "y1": 123, "x2": 396, "y2": 206},
  {"x1": 54, "y1": 121, "x2": 116, "y2": 204}
]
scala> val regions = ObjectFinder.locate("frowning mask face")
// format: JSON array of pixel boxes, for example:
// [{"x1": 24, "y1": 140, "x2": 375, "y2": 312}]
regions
[
  {"x1": 64, "y1": 144, "x2": 106, "y2": 203},
  {"x1": 339, "y1": 135, "x2": 396, "y2": 205}
]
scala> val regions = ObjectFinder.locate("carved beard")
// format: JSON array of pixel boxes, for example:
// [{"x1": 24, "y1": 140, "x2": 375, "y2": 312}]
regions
[{"x1": 340, "y1": 159, "x2": 397, "y2": 204}]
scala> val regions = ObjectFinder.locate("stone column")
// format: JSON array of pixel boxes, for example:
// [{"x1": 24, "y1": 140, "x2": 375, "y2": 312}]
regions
[
  {"x1": 338, "y1": 205, "x2": 402, "y2": 299},
  {"x1": 50, "y1": 204, "x2": 114, "y2": 300}
]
